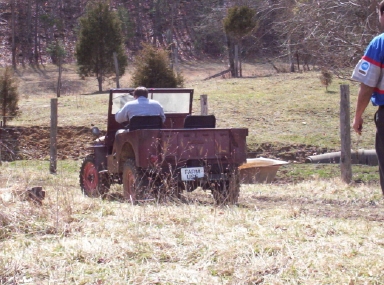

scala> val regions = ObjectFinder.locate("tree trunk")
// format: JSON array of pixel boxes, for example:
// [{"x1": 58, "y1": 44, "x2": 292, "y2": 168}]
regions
[
  {"x1": 2, "y1": 81, "x2": 7, "y2": 128},
  {"x1": 34, "y1": 0, "x2": 39, "y2": 66},
  {"x1": 151, "y1": 0, "x2": 166, "y2": 47},
  {"x1": 238, "y1": 41, "x2": 243, "y2": 77},
  {"x1": 113, "y1": 52, "x2": 120, "y2": 88},
  {"x1": 133, "y1": 1, "x2": 144, "y2": 50},
  {"x1": 57, "y1": 57, "x2": 62, "y2": 97},
  {"x1": 240, "y1": 55, "x2": 242, "y2": 77},
  {"x1": 226, "y1": 34, "x2": 235, "y2": 77},
  {"x1": 98, "y1": 77, "x2": 102, "y2": 92},
  {"x1": 11, "y1": 0, "x2": 16, "y2": 69},
  {"x1": 234, "y1": 44, "x2": 239, "y2": 78},
  {"x1": 296, "y1": 51, "x2": 300, "y2": 71},
  {"x1": 287, "y1": 35, "x2": 295, "y2": 72},
  {"x1": 26, "y1": 0, "x2": 32, "y2": 64}
]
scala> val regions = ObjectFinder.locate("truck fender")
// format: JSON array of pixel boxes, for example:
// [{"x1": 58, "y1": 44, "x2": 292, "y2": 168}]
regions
[{"x1": 118, "y1": 142, "x2": 135, "y2": 173}]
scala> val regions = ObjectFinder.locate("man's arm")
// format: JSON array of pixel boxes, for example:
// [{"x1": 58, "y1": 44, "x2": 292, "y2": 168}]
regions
[
  {"x1": 156, "y1": 102, "x2": 166, "y2": 123},
  {"x1": 115, "y1": 107, "x2": 128, "y2": 124},
  {"x1": 160, "y1": 109, "x2": 166, "y2": 123},
  {"x1": 353, "y1": 83, "x2": 374, "y2": 135}
]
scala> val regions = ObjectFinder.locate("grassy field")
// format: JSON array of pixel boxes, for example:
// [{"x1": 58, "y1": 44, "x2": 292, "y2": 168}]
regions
[
  {"x1": 1, "y1": 161, "x2": 384, "y2": 284},
  {"x1": 1, "y1": 62, "x2": 384, "y2": 284},
  {"x1": 6, "y1": 61, "x2": 380, "y2": 183},
  {"x1": 8, "y1": 61, "x2": 376, "y2": 149}
]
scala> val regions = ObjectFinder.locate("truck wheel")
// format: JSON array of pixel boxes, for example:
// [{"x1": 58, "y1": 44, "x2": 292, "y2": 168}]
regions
[
  {"x1": 79, "y1": 154, "x2": 110, "y2": 197},
  {"x1": 212, "y1": 166, "x2": 240, "y2": 205},
  {"x1": 123, "y1": 159, "x2": 148, "y2": 204}
]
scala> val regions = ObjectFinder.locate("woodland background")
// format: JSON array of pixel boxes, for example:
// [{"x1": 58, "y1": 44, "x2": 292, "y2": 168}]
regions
[{"x1": 0, "y1": 0, "x2": 381, "y2": 73}]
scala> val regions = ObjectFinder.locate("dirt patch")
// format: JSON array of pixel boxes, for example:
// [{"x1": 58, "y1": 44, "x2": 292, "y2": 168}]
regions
[
  {"x1": 0, "y1": 126, "x2": 101, "y2": 161},
  {"x1": 0, "y1": 126, "x2": 333, "y2": 162},
  {"x1": 248, "y1": 143, "x2": 336, "y2": 163}
]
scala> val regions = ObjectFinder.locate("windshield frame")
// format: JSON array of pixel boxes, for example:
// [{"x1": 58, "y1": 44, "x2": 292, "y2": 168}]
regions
[{"x1": 109, "y1": 88, "x2": 194, "y2": 116}]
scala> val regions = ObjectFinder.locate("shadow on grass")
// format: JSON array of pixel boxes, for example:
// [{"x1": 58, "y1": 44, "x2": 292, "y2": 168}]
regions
[
  {"x1": 103, "y1": 189, "x2": 216, "y2": 206},
  {"x1": 34, "y1": 64, "x2": 50, "y2": 79},
  {"x1": 103, "y1": 192, "x2": 125, "y2": 202},
  {"x1": 81, "y1": 91, "x2": 110, "y2": 95},
  {"x1": 13, "y1": 64, "x2": 50, "y2": 79},
  {"x1": 86, "y1": 185, "x2": 384, "y2": 222},
  {"x1": 241, "y1": 194, "x2": 384, "y2": 222}
]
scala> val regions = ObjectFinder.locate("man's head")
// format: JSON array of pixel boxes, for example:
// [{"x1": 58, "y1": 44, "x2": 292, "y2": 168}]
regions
[
  {"x1": 133, "y1": 86, "x2": 148, "y2": 98},
  {"x1": 380, "y1": 1, "x2": 384, "y2": 15},
  {"x1": 379, "y1": 1, "x2": 384, "y2": 25}
]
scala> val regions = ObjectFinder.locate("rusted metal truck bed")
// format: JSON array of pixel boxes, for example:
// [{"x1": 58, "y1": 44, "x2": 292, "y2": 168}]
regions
[{"x1": 109, "y1": 127, "x2": 248, "y2": 172}]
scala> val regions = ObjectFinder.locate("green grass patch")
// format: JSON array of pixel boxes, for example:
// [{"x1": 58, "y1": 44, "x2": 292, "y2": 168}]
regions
[{"x1": 276, "y1": 163, "x2": 379, "y2": 185}]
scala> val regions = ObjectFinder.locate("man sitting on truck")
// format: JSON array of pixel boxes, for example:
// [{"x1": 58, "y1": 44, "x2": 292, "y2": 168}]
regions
[{"x1": 115, "y1": 86, "x2": 166, "y2": 124}]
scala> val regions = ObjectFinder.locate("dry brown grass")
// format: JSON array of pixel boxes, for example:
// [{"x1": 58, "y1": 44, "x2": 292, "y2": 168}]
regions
[
  {"x1": 1, "y1": 161, "x2": 384, "y2": 284},
  {"x1": 1, "y1": 61, "x2": 383, "y2": 284}
]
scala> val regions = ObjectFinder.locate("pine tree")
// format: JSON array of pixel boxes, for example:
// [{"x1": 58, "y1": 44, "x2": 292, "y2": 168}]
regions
[
  {"x1": 75, "y1": 2, "x2": 127, "y2": 92},
  {"x1": 0, "y1": 67, "x2": 20, "y2": 127},
  {"x1": 131, "y1": 43, "x2": 184, "y2": 88},
  {"x1": 223, "y1": 6, "x2": 257, "y2": 77}
]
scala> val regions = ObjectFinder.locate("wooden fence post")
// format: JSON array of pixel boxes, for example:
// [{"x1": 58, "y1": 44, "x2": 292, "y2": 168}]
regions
[
  {"x1": 200, "y1": 95, "x2": 208, "y2": 115},
  {"x1": 50, "y1": 98, "x2": 58, "y2": 174},
  {"x1": 340, "y1": 84, "x2": 352, "y2": 183}
]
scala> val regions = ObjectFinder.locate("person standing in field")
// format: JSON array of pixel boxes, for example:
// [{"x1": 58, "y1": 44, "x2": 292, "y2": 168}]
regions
[{"x1": 352, "y1": 1, "x2": 384, "y2": 195}]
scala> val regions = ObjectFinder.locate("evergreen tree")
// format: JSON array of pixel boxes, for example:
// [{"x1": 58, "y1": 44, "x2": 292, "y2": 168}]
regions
[
  {"x1": 223, "y1": 6, "x2": 256, "y2": 77},
  {"x1": 131, "y1": 43, "x2": 184, "y2": 88},
  {"x1": 47, "y1": 40, "x2": 66, "y2": 66},
  {"x1": 75, "y1": 2, "x2": 127, "y2": 92},
  {"x1": 0, "y1": 67, "x2": 20, "y2": 127}
]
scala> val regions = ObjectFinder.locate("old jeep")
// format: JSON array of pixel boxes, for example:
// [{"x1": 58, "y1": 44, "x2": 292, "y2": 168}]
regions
[{"x1": 79, "y1": 88, "x2": 248, "y2": 204}]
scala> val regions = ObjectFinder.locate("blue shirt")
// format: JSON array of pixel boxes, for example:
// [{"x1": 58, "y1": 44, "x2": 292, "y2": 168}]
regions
[
  {"x1": 115, "y1": 96, "x2": 166, "y2": 123},
  {"x1": 352, "y1": 33, "x2": 384, "y2": 106}
]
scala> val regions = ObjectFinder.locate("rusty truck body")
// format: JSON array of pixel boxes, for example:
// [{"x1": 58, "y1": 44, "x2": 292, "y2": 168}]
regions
[{"x1": 79, "y1": 88, "x2": 248, "y2": 204}]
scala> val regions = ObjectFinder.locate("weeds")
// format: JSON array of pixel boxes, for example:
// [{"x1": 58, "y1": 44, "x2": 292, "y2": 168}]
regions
[
  {"x1": 1, "y1": 161, "x2": 384, "y2": 283},
  {"x1": 1, "y1": 62, "x2": 384, "y2": 283}
]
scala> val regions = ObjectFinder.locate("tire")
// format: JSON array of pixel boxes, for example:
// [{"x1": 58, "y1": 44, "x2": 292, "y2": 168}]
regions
[
  {"x1": 79, "y1": 154, "x2": 110, "y2": 197},
  {"x1": 212, "y1": 165, "x2": 240, "y2": 205},
  {"x1": 122, "y1": 159, "x2": 149, "y2": 203}
]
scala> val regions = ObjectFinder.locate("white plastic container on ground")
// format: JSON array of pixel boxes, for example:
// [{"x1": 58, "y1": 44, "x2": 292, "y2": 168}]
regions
[{"x1": 238, "y1": 157, "x2": 289, "y2": 184}]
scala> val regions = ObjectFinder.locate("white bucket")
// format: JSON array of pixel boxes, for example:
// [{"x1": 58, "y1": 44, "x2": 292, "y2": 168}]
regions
[{"x1": 239, "y1": 158, "x2": 289, "y2": 184}]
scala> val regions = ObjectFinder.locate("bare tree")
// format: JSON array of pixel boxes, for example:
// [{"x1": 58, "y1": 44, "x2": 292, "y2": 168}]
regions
[
  {"x1": 266, "y1": 0, "x2": 380, "y2": 74},
  {"x1": 11, "y1": 0, "x2": 16, "y2": 69},
  {"x1": 34, "y1": 0, "x2": 40, "y2": 66}
]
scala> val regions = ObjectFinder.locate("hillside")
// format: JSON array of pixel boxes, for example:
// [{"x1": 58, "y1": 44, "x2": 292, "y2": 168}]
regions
[{"x1": 0, "y1": 1, "x2": 233, "y2": 67}]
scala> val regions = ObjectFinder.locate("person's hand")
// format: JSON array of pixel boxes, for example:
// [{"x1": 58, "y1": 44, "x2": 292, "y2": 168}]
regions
[{"x1": 353, "y1": 117, "x2": 363, "y2": 135}]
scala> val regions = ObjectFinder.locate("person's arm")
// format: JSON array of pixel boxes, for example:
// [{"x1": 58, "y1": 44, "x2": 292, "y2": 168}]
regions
[
  {"x1": 157, "y1": 102, "x2": 166, "y2": 123},
  {"x1": 115, "y1": 107, "x2": 128, "y2": 124},
  {"x1": 353, "y1": 83, "x2": 374, "y2": 135},
  {"x1": 160, "y1": 110, "x2": 166, "y2": 123}
]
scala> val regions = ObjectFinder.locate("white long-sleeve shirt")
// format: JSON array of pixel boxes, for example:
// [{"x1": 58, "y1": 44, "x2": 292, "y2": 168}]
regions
[{"x1": 115, "y1": 96, "x2": 166, "y2": 123}]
